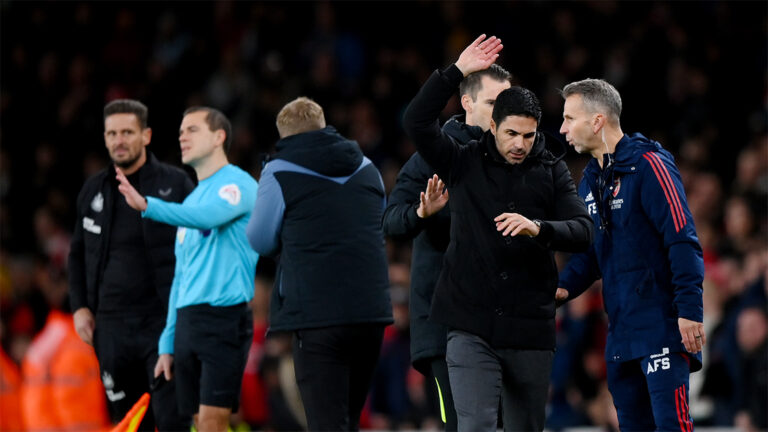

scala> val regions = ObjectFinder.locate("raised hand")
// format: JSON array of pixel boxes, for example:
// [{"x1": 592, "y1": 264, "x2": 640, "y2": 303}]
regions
[
  {"x1": 455, "y1": 34, "x2": 503, "y2": 77},
  {"x1": 417, "y1": 174, "x2": 450, "y2": 219},
  {"x1": 115, "y1": 166, "x2": 148, "y2": 211}
]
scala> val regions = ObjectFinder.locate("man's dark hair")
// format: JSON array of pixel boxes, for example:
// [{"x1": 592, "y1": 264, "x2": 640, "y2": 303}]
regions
[
  {"x1": 103, "y1": 99, "x2": 149, "y2": 129},
  {"x1": 491, "y1": 87, "x2": 542, "y2": 127},
  {"x1": 183, "y1": 106, "x2": 233, "y2": 153},
  {"x1": 459, "y1": 64, "x2": 513, "y2": 101}
]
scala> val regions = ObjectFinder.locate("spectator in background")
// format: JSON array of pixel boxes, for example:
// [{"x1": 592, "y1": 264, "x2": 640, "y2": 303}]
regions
[
  {"x1": 403, "y1": 35, "x2": 593, "y2": 431},
  {"x1": 234, "y1": 273, "x2": 272, "y2": 430},
  {"x1": 734, "y1": 305, "x2": 768, "y2": 431},
  {"x1": 369, "y1": 285, "x2": 415, "y2": 429},
  {"x1": 247, "y1": 97, "x2": 392, "y2": 431},
  {"x1": 0, "y1": 329, "x2": 23, "y2": 430},
  {"x1": 22, "y1": 263, "x2": 110, "y2": 431},
  {"x1": 382, "y1": 63, "x2": 512, "y2": 431},
  {"x1": 33, "y1": 205, "x2": 70, "y2": 274},
  {"x1": 557, "y1": 78, "x2": 705, "y2": 431},
  {"x1": 68, "y1": 99, "x2": 192, "y2": 430},
  {"x1": 115, "y1": 107, "x2": 259, "y2": 431}
]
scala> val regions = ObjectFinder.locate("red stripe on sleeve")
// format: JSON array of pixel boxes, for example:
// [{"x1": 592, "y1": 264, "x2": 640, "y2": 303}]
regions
[
  {"x1": 645, "y1": 152, "x2": 686, "y2": 230},
  {"x1": 648, "y1": 152, "x2": 687, "y2": 228},
  {"x1": 643, "y1": 153, "x2": 681, "y2": 232}
]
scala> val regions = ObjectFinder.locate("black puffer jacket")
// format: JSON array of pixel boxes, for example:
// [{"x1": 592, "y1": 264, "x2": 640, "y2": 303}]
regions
[
  {"x1": 403, "y1": 65, "x2": 593, "y2": 349},
  {"x1": 68, "y1": 152, "x2": 194, "y2": 315},
  {"x1": 248, "y1": 127, "x2": 393, "y2": 332},
  {"x1": 382, "y1": 114, "x2": 482, "y2": 373}
]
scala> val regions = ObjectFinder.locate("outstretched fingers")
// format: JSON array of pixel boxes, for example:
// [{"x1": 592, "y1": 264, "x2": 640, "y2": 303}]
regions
[
  {"x1": 478, "y1": 36, "x2": 501, "y2": 53},
  {"x1": 477, "y1": 36, "x2": 502, "y2": 60},
  {"x1": 426, "y1": 174, "x2": 438, "y2": 198},
  {"x1": 470, "y1": 34, "x2": 488, "y2": 48},
  {"x1": 456, "y1": 34, "x2": 503, "y2": 75},
  {"x1": 436, "y1": 178, "x2": 446, "y2": 196}
]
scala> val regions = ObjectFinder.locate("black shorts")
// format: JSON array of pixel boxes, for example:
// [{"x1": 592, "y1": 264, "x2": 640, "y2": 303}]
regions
[{"x1": 174, "y1": 302, "x2": 252, "y2": 417}]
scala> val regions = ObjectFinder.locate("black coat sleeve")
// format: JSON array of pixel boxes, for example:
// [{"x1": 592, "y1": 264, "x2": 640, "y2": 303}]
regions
[
  {"x1": 537, "y1": 160, "x2": 594, "y2": 252},
  {"x1": 68, "y1": 187, "x2": 89, "y2": 312},
  {"x1": 402, "y1": 65, "x2": 467, "y2": 185},
  {"x1": 181, "y1": 173, "x2": 195, "y2": 196},
  {"x1": 153, "y1": 167, "x2": 195, "y2": 306},
  {"x1": 382, "y1": 152, "x2": 435, "y2": 239}
]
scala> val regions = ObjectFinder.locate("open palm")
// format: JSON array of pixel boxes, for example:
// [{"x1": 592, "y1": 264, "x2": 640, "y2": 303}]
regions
[
  {"x1": 417, "y1": 174, "x2": 449, "y2": 218},
  {"x1": 455, "y1": 34, "x2": 503, "y2": 76}
]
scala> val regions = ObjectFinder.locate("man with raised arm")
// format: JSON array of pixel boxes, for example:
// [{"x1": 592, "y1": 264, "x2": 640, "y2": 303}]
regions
[
  {"x1": 402, "y1": 35, "x2": 593, "y2": 431},
  {"x1": 382, "y1": 64, "x2": 512, "y2": 431}
]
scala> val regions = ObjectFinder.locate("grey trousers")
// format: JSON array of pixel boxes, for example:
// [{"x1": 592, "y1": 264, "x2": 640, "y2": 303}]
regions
[{"x1": 446, "y1": 330, "x2": 554, "y2": 432}]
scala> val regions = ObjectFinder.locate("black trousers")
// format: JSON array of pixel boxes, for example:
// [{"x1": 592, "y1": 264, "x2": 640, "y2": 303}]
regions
[
  {"x1": 95, "y1": 314, "x2": 187, "y2": 431},
  {"x1": 292, "y1": 324, "x2": 385, "y2": 431}
]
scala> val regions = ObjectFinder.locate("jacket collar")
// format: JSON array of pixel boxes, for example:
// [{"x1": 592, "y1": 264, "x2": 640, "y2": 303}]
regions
[
  {"x1": 585, "y1": 133, "x2": 661, "y2": 176},
  {"x1": 105, "y1": 151, "x2": 161, "y2": 192},
  {"x1": 274, "y1": 126, "x2": 363, "y2": 177},
  {"x1": 442, "y1": 114, "x2": 484, "y2": 145}
]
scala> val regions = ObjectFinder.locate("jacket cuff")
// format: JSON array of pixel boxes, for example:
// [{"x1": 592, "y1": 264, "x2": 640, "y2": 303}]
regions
[
  {"x1": 68, "y1": 294, "x2": 87, "y2": 313},
  {"x1": 158, "y1": 334, "x2": 174, "y2": 355},
  {"x1": 142, "y1": 196, "x2": 156, "y2": 218},
  {"x1": 441, "y1": 64, "x2": 465, "y2": 87},
  {"x1": 677, "y1": 302, "x2": 703, "y2": 323},
  {"x1": 407, "y1": 203, "x2": 427, "y2": 230},
  {"x1": 534, "y1": 220, "x2": 554, "y2": 247}
]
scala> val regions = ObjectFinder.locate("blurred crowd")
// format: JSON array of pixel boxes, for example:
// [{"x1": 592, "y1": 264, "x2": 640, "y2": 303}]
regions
[{"x1": 1, "y1": 1, "x2": 766, "y2": 430}]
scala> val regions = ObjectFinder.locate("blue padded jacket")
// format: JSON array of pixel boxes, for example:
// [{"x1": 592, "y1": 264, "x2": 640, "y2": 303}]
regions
[{"x1": 559, "y1": 133, "x2": 704, "y2": 371}]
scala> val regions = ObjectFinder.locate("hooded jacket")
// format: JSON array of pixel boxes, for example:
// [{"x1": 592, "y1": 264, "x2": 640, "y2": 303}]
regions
[
  {"x1": 247, "y1": 126, "x2": 393, "y2": 332},
  {"x1": 382, "y1": 114, "x2": 483, "y2": 373},
  {"x1": 558, "y1": 133, "x2": 704, "y2": 371},
  {"x1": 403, "y1": 65, "x2": 593, "y2": 349},
  {"x1": 68, "y1": 152, "x2": 194, "y2": 316}
]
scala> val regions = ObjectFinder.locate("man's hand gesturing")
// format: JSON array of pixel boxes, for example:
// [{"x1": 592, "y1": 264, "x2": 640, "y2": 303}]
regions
[
  {"x1": 455, "y1": 34, "x2": 503, "y2": 77},
  {"x1": 417, "y1": 174, "x2": 449, "y2": 219},
  {"x1": 115, "y1": 166, "x2": 148, "y2": 212}
]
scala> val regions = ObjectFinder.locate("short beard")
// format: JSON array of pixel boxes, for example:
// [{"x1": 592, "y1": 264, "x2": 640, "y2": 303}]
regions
[{"x1": 114, "y1": 154, "x2": 140, "y2": 169}]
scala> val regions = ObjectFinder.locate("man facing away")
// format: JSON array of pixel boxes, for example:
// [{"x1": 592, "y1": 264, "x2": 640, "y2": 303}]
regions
[
  {"x1": 69, "y1": 99, "x2": 191, "y2": 430},
  {"x1": 557, "y1": 78, "x2": 705, "y2": 431},
  {"x1": 382, "y1": 64, "x2": 512, "y2": 431},
  {"x1": 403, "y1": 35, "x2": 593, "y2": 431},
  {"x1": 115, "y1": 107, "x2": 259, "y2": 432},
  {"x1": 247, "y1": 97, "x2": 393, "y2": 431}
]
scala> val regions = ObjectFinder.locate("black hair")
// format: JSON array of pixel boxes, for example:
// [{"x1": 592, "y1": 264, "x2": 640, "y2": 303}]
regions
[
  {"x1": 491, "y1": 86, "x2": 542, "y2": 127},
  {"x1": 103, "y1": 99, "x2": 148, "y2": 129}
]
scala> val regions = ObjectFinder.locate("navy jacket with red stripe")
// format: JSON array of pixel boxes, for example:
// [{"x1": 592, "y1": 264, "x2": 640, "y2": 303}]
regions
[{"x1": 559, "y1": 133, "x2": 704, "y2": 371}]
